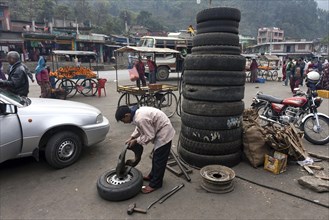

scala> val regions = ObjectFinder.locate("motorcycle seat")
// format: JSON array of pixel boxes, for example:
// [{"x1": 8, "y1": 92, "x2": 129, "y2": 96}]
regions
[{"x1": 257, "y1": 94, "x2": 283, "y2": 104}]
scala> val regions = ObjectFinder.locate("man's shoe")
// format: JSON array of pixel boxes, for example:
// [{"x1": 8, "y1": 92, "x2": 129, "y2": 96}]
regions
[{"x1": 141, "y1": 185, "x2": 156, "y2": 194}]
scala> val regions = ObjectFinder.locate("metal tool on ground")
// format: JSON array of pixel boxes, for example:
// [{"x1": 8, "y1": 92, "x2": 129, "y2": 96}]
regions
[
  {"x1": 127, "y1": 203, "x2": 147, "y2": 215},
  {"x1": 146, "y1": 184, "x2": 182, "y2": 210},
  {"x1": 166, "y1": 148, "x2": 192, "y2": 181},
  {"x1": 159, "y1": 183, "x2": 184, "y2": 204}
]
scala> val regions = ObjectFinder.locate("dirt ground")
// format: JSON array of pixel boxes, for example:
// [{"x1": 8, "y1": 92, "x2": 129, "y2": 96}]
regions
[{"x1": 0, "y1": 72, "x2": 328, "y2": 220}]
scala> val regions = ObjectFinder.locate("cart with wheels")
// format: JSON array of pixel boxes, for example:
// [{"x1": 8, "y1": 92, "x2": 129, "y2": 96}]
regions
[
  {"x1": 49, "y1": 50, "x2": 100, "y2": 98},
  {"x1": 114, "y1": 46, "x2": 181, "y2": 118},
  {"x1": 257, "y1": 54, "x2": 280, "y2": 81}
]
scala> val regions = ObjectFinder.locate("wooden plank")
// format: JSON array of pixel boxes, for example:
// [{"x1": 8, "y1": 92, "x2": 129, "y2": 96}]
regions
[
  {"x1": 303, "y1": 165, "x2": 314, "y2": 175},
  {"x1": 308, "y1": 152, "x2": 329, "y2": 161}
]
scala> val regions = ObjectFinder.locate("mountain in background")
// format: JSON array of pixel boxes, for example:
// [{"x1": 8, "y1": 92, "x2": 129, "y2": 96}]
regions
[{"x1": 7, "y1": 0, "x2": 329, "y2": 40}]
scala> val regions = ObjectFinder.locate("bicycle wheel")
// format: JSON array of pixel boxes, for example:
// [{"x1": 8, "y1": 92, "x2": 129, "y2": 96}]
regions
[
  {"x1": 117, "y1": 93, "x2": 139, "y2": 107},
  {"x1": 158, "y1": 92, "x2": 178, "y2": 118},
  {"x1": 80, "y1": 79, "x2": 98, "y2": 96},
  {"x1": 265, "y1": 71, "x2": 271, "y2": 81},
  {"x1": 139, "y1": 94, "x2": 158, "y2": 107},
  {"x1": 271, "y1": 70, "x2": 278, "y2": 81},
  {"x1": 58, "y1": 79, "x2": 77, "y2": 98}
]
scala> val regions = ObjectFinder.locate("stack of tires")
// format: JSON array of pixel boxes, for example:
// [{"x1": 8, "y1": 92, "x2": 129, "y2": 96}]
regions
[{"x1": 178, "y1": 7, "x2": 246, "y2": 168}]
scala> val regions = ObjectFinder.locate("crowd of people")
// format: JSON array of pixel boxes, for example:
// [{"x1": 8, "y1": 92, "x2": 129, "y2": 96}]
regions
[
  {"x1": 0, "y1": 51, "x2": 52, "y2": 98},
  {"x1": 282, "y1": 57, "x2": 329, "y2": 93}
]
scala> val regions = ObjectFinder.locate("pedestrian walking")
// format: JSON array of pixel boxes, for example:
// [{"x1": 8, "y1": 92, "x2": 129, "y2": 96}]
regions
[
  {"x1": 0, "y1": 51, "x2": 29, "y2": 96},
  {"x1": 135, "y1": 56, "x2": 146, "y2": 87},
  {"x1": 147, "y1": 56, "x2": 157, "y2": 84},
  {"x1": 0, "y1": 61, "x2": 6, "y2": 80},
  {"x1": 250, "y1": 58, "x2": 258, "y2": 83},
  {"x1": 35, "y1": 56, "x2": 51, "y2": 98}
]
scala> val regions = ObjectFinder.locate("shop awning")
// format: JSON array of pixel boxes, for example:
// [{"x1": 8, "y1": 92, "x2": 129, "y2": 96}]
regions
[
  {"x1": 115, "y1": 46, "x2": 180, "y2": 54},
  {"x1": 52, "y1": 50, "x2": 97, "y2": 56}
]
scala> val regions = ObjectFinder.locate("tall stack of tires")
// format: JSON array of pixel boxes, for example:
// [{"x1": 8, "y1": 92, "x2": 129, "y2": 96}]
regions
[{"x1": 178, "y1": 7, "x2": 246, "y2": 168}]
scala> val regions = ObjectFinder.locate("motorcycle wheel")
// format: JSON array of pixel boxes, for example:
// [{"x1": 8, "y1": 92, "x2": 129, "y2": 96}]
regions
[{"x1": 302, "y1": 115, "x2": 329, "y2": 145}]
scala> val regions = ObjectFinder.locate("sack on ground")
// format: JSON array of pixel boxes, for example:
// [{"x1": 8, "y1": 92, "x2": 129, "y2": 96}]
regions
[
  {"x1": 243, "y1": 123, "x2": 271, "y2": 168},
  {"x1": 129, "y1": 67, "x2": 139, "y2": 82}
]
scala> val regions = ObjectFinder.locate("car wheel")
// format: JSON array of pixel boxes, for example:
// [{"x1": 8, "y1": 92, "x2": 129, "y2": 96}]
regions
[
  {"x1": 156, "y1": 66, "x2": 170, "y2": 81},
  {"x1": 180, "y1": 134, "x2": 242, "y2": 155},
  {"x1": 193, "y1": 33, "x2": 240, "y2": 47},
  {"x1": 97, "y1": 168, "x2": 143, "y2": 201},
  {"x1": 178, "y1": 144, "x2": 241, "y2": 169},
  {"x1": 183, "y1": 84, "x2": 245, "y2": 102},
  {"x1": 181, "y1": 124, "x2": 242, "y2": 143},
  {"x1": 45, "y1": 131, "x2": 82, "y2": 169},
  {"x1": 181, "y1": 111, "x2": 242, "y2": 130},
  {"x1": 183, "y1": 70, "x2": 246, "y2": 86},
  {"x1": 196, "y1": 7, "x2": 241, "y2": 23},
  {"x1": 184, "y1": 55, "x2": 246, "y2": 71},
  {"x1": 191, "y1": 45, "x2": 241, "y2": 55}
]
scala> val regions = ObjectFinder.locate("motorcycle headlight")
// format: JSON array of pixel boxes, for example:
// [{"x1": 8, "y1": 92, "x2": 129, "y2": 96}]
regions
[
  {"x1": 314, "y1": 97, "x2": 323, "y2": 107},
  {"x1": 96, "y1": 114, "x2": 104, "y2": 124}
]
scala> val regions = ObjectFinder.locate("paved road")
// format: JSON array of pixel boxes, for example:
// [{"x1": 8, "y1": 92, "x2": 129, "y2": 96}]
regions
[{"x1": 0, "y1": 72, "x2": 328, "y2": 219}]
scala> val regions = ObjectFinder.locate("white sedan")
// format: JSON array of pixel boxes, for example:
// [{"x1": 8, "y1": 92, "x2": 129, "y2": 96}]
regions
[{"x1": 0, "y1": 88, "x2": 110, "y2": 168}]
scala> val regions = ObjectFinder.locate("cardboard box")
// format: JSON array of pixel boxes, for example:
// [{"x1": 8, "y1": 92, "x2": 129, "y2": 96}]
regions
[{"x1": 264, "y1": 151, "x2": 288, "y2": 174}]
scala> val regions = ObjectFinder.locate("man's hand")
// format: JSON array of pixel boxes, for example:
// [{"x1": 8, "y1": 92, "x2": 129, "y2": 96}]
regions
[
  {"x1": 127, "y1": 138, "x2": 137, "y2": 149},
  {"x1": 125, "y1": 137, "x2": 133, "y2": 145}
]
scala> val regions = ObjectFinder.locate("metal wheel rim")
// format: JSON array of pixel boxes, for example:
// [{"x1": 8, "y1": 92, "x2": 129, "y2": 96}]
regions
[
  {"x1": 57, "y1": 140, "x2": 75, "y2": 160},
  {"x1": 159, "y1": 92, "x2": 177, "y2": 118},
  {"x1": 106, "y1": 173, "x2": 133, "y2": 185},
  {"x1": 304, "y1": 117, "x2": 329, "y2": 142}
]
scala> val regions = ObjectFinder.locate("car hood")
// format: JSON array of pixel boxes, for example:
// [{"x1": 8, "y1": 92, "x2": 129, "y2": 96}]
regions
[{"x1": 18, "y1": 98, "x2": 101, "y2": 116}]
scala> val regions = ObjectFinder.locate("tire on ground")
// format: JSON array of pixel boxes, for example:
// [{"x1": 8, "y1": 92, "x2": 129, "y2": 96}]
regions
[
  {"x1": 193, "y1": 33, "x2": 240, "y2": 47},
  {"x1": 181, "y1": 111, "x2": 242, "y2": 130},
  {"x1": 183, "y1": 84, "x2": 244, "y2": 102},
  {"x1": 196, "y1": 7, "x2": 241, "y2": 23},
  {"x1": 180, "y1": 134, "x2": 242, "y2": 155},
  {"x1": 181, "y1": 124, "x2": 242, "y2": 144},
  {"x1": 197, "y1": 20, "x2": 239, "y2": 34},
  {"x1": 97, "y1": 168, "x2": 143, "y2": 201},
  {"x1": 178, "y1": 144, "x2": 241, "y2": 168},
  {"x1": 182, "y1": 99, "x2": 244, "y2": 116},
  {"x1": 191, "y1": 45, "x2": 241, "y2": 55},
  {"x1": 184, "y1": 55, "x2": 246, "y2": 71},
  {"x1": 184, "y1": 70, "x2": 246, "y2": 86}
]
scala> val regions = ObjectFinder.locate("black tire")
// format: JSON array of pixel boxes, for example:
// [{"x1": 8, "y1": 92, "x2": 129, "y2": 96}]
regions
[
  {"x1": 191, "y1": 45, "x2": 241, "y2": 55},
  {"x1": 302, "y1": 115, "x2": 329, "y2": 145},
  {"x1": 178, "y1": 144, "x2": 241, "y2": 168},
  {"x1": 45, "y1": 131, "x2": 82, "y2": 169},
  {"x1": 182, "y1": 99, "x2": 244, "y2": 116},
  {"x1": 181, "y1": 111, "x2": 242, "y2": 130},
  {"x1": 156, "y1": 66, "x2": 170, "y2": 81},
  {"x1": 180, "y1": 133, "x2": 242, "y2": 155},
  {"x1": 193, "y1": 33, "x2": 239, "y2": 47},
  {"x1": 97, "y1": 168, "x2": 143, "y2": 201},
  {"x1": 184, "y1": 55, "x2": 246, "y2": 71},
  {"x1": 197, "y1": 20, "x2": 239, "y2": 34},
  {"x1": 181, "y1": 124, "x2": 242, "y2": 143},
  {"x1": 183, "y1": 84, "x2": 245, "y2": 102},
  {"x1": 184, "y1": 70, "x2": 246, "y2": 86},
  {"x1": 196, "y1": 7, "x2": 241, "y2": 23},
  {"x1": 158, "y1": 92, "x2": 178, "y2": 118}
]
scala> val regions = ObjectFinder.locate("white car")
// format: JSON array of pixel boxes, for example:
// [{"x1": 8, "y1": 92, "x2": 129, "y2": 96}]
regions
[{"x1": 0, "y1": 88, "x2": 110, "y2": 168}]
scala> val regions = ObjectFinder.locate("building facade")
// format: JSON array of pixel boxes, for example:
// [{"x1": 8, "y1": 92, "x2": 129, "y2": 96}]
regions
[{"x1": 257, "y1": 27, "x2": 284, "y2": 44}]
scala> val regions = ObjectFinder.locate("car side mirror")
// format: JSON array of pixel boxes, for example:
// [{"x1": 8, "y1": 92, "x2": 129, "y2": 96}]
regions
[{"x1": 0, "y1": 104, "x2": 17, "y2": 115}]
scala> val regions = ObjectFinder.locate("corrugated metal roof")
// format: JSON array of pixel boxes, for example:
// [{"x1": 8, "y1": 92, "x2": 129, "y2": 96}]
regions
[{"x1": 52, "y1": 50, "x2": 97, "y2": 56}]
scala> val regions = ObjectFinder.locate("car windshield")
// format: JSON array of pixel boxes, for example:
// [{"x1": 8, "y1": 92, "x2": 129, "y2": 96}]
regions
[{"x1": 0, "y1": 88, "x2": 31, "y2": 107}]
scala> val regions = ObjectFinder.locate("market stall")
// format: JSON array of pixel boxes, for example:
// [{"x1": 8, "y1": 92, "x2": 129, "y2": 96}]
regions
[
  {"x1": 114, "y1": 46, "x2": 180, "y2": 117},
  {"x1": 49, "y1": 50, "x2": 99, "y2": 98},
  {"x1": 257, "y1": 54, "x2": 280, "y2": 81}
]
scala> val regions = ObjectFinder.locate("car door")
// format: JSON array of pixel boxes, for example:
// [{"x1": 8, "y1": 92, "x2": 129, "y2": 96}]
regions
[{"x1": 0, "y1": 103, "x2": 22, "y2": 163}]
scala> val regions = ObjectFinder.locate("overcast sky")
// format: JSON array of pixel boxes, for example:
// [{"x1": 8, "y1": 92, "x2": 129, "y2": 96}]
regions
[{"x1": 315, "y1": 0, "x2": 329, "y2": 10}]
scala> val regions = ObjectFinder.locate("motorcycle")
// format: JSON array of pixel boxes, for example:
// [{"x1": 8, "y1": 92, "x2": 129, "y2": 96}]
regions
[{"x1": 251, "y1": 89, "x2": 329, "y2": 145}]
